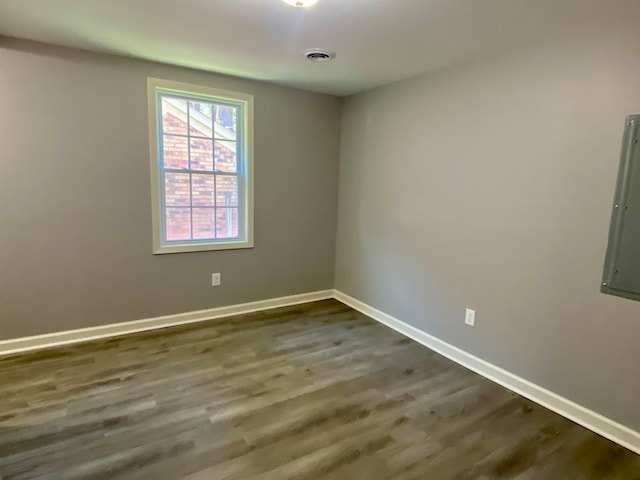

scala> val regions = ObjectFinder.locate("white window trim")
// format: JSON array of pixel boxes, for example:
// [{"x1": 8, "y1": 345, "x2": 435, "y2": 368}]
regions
[{"x1": 147, "y1": 78, "x2": 254, "y2": 254}]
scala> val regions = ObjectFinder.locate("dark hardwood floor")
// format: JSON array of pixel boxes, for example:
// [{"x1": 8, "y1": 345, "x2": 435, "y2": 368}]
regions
[{"x1": 0, "y1": 299, "x2": 638, "y2": 479}]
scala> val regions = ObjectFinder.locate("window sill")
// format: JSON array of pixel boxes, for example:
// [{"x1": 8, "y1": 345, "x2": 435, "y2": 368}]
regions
[{"x1": 153, "y1": 240, "x2": 254, "y2": 255}]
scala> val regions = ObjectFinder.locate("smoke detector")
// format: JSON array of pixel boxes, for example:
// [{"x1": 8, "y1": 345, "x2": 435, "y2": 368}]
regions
[{"x1": 303, "y1": 49, "x2": 336, "y2": 62}]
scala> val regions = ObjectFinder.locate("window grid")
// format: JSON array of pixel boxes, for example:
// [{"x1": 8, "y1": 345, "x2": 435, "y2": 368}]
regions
[
  {"x1": 187, "y1": 101, "x2": 194, "y2": 239},
  {"x1": 212, "y1": 104, "x2": 217, "y2": 240},
  {"x1": 159, "y1": 93, "x2": 241, "y2": 243}
]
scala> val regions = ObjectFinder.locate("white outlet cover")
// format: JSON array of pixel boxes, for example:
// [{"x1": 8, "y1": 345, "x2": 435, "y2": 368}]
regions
[
  {"x1": 212, "y1": 273, "x2": 221, "y2": 286},
  {"x1": 465, "y1": 308, "x2": 476, "y2": 326}
]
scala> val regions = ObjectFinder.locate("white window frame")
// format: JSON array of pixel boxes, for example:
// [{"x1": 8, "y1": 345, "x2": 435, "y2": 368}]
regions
[{"x1": 147, "y1": 78, "x2": 254, "y2": 254}]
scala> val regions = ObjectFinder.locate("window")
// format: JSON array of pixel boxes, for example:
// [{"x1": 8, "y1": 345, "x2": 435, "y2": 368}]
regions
[{"x1": 148, "y1": 78, "x2": 253, "y2": 254}]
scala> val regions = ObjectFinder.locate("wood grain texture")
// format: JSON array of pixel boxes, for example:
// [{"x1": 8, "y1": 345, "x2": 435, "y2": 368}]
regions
[{"x1": 0, "y1": 299, "x2": 638, "y2": 479}]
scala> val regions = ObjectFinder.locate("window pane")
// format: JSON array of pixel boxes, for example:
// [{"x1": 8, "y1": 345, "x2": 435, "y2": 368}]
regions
[
  {"x1": 164, "y1": 173, "x2": 190, "y2": 207},
  {"x1": 215, "y1": 140, "x2": 237, "y2": 172},
  {"x1": 215, "y1": 105, "x2": 237, "y2": 139},
  {"x1": 163, "y1": 135, "x2": 188, "y2": 169},
  {"x1": 162, "y1": 97, "x2": 188, "y2": 135},
  {"x1": 192, "y1": 174, "x2": 215, "y2": 207},
  {"x1": 193, "y1": 208, "x2": 215, "y2": 239},
  {"x1": 165, "y1": 208, "x2": 191, "y2": 241},
  {"x1": 216, "y1": 175, "x2": 238, "y2": 207},
  {"x1": 190, "y1": 138, "x2": 213, "y2": 171},
  {"x1": 216, "y1": 208, "x2": 239, "y2": 238},
  {"x1": 189, "y1": 101, "x2": 213, "y2": 138}
]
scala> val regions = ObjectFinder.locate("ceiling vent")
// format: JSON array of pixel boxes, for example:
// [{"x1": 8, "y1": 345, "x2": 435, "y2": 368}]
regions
[{"x1": 303, "y1": 49, "x2": 335, "y2": 62}]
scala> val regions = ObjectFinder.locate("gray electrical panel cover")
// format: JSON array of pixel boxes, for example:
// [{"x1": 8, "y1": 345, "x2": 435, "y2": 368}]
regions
[{"x1": 602, "y1": 114, "x2": 640, "y2": 300}]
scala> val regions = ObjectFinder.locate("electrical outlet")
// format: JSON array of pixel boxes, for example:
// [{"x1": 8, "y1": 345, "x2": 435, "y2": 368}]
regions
[
  {"x1": 212, "y1": 273, "x2": 221, "y2": 287},
  {"x1": 465, "y1": 308, "x2": 476, "y2": 327}
]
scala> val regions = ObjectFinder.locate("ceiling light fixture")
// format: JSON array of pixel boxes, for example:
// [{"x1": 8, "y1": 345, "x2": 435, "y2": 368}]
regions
[{"x1": 283, "y1": 0, "x2": 319, "y2": 8}]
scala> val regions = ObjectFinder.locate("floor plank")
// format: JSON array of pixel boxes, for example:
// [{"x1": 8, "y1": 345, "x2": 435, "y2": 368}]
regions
[{"x1": 0, "y1": 299, "x2": 638, "y2": 479}]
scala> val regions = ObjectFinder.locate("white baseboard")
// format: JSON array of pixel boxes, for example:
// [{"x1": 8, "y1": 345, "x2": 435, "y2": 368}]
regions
[
  {"x1": 333, "y1": 290, "x2": 640, "y2": 455},
  {"x1": 0, "y1": 290, "x2": 334, "y2": 356}
]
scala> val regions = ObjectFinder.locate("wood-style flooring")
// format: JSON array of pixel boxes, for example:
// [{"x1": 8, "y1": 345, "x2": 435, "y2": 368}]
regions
[{"x1": 0, "y1": 299, "x2": 638, "y2": 479}]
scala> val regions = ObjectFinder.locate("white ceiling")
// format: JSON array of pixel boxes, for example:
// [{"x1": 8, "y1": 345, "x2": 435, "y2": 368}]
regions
[{"x1": 0, "y1": 0, "x2": 636, "y2": 96}]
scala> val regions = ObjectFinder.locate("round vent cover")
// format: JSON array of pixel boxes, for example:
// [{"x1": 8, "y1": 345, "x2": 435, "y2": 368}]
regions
[{"x1": 303, "y1": 49, "x2": 336, "y2": 62}]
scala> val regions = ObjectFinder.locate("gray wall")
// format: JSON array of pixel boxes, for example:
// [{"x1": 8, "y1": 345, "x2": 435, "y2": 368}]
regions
[
  {"x1": 0, "y1": 38, "x2": 341, "y2": 340},
  {"x1": 335, "y1": 18, "x2": 640, "y2": 430}
]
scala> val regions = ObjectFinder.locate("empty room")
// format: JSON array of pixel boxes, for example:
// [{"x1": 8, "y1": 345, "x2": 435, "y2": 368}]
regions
[{"x1": 1, "y1": 0, "x2": 640, "y2": 478}]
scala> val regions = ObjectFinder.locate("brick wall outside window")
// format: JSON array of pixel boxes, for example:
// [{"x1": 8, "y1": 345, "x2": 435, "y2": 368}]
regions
[{"x1": 161, "y1": 111, "x2": 239, "y2": 241}]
